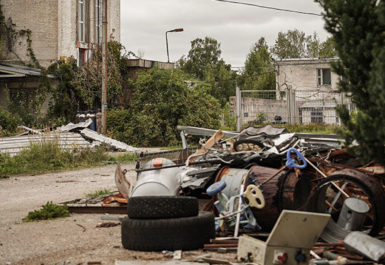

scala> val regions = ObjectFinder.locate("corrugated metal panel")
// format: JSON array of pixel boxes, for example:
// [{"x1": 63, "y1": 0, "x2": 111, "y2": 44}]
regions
[{"x1": 0, "y1": 132, "x2": 91, "y2": 156}]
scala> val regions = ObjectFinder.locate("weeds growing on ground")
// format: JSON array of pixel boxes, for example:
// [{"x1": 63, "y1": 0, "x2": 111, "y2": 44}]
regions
[
  {"x1": 86, "y1": 189, "x2": 111, "y2": 198},
  {"x1": 0, "y1": 141, "x2": 109, "y2": 177},
  {"x1": 23, "y1": 202, "x2": 70, "y2": 222},
  {"x1": 108, "y1": 153, "x2": 139, "y2": 163}
]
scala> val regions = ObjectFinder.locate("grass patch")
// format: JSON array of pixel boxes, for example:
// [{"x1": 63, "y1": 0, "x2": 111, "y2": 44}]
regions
[
  {"x1": 243, "y1": 122, "x2": 340, "y2": 135},
  {"x1": 283, "y1": 123, "x2": 340, "y2": 134},
  {"x1": 86, "y1": 189, "x2": 111, "y2": 198},
  {"x1": 108, "y1": 152, "x2": 139, "y2": 163},
  {"x1": 0, "y1": 141, "x2": 109, "y2": 177},
  {"x1": 23, "y1": 202, "x2": 70, "y2": 222}
]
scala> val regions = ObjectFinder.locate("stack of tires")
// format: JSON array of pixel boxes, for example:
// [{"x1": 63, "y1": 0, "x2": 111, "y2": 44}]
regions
[{"x1": 121, "y1": 196, "x2": 215, "y2": 251}]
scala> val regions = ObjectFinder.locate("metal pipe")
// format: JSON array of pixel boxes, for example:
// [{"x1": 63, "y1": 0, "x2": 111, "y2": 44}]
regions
[{"x1": 166, "y1": 31, "x2": 170, "y2": 62}]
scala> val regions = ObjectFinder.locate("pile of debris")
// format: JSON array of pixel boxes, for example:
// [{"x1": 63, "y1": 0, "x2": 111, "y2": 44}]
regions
[
  {"x1": 111, "y1": 125, "x2": 385, "y2": 264},
  {"x1": 0, "y1": 118, "x2": 137, "y2": 156},
  {"x1": 57, "y1": 124, "x2": 384, "y2": 264}
]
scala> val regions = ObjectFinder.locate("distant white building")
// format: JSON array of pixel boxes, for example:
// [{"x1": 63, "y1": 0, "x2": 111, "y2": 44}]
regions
[
  {"x1": 0, "y1": 0, "x2": 120, "y2": 67},
  {"x1": 275, "y1": 58, "x2": 352, "y2": 124},
  {"x1": 230, "y1": 58, "x2": 353, "y2": 126}
]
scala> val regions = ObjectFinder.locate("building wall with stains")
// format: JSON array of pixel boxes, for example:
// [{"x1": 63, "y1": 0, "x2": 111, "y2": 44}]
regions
[
  {"x1": 275, "y1": 58, "x2": 339, "y2": 96},
  {"x1": 1, "y1": 0, "x2": 120, "y2": 67}
]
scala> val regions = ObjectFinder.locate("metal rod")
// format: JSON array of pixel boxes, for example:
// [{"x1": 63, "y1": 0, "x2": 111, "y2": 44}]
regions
[
  {"x1": 305, "y1": 157, "x2": 350, "y2": 198},
  {"x1": 328, "y1": 182, "x2": 348, "y2": 213},
  {"x1": 258, "y1": 165, "x2": 286, "y2": 187},
  {"x1": 234, "y1": 184, "x2": 244, "y2": 237}
]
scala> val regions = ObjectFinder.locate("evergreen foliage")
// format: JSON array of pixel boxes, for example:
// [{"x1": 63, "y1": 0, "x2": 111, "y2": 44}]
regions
[
  {"x1": 317, "y1": 0, "x2": 385, "y2": 164},
  {"x1": 179, "y1": 37, "x2": 236, "y2": 106}
]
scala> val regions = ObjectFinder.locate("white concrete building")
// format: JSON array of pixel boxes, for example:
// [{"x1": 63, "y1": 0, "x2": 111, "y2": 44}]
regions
[
  {"x1": 274, "y1": 58, "x2": 350, "y2": 124},
  {"x1": 230, "y1": 58, "x2": 353, "y2": 126},
  {"x1": 0, "y1": 0, "x2": 120, "y2": 67}
]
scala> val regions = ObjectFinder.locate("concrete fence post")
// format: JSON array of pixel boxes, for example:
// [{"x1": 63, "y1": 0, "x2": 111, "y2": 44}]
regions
[{"x1": 236, "y1": 86, "x2": 241, "y2": 132}]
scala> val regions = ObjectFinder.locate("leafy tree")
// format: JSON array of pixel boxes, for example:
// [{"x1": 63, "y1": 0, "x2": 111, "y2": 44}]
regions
[
  {"x1": 272, "y1": 29, "x2": 309, "y2": 59},
  {"x1": 271, "y1": 29, "x2": 336, "y2": 59},
  {"x1": 319, "y1": 37, "x2": 337, "y2": 58},
  {"x1": 181, "y1": 37, "x2": 222, "y2": 79},
  {"x1": 239, "y1": 38, "x2": 275, "y2": 91},
  {"x1": 108, "y1": 68, "x2": 222, "y2": 147},
  {"x1": 201, "y1": 61, "x2": 237, "y2": 106},
  {"x1": 316, "y1": 0, "x2": 385, "y2": 165},
  {"x1": 46, "y1": 58, "x2": 82, "y2": 125},
  {"x1": 179, "y1": 37, "x2": 236, "y2": 106}
]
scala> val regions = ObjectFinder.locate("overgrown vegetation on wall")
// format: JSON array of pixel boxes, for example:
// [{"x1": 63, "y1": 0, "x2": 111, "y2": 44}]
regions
[
  {"x1": 0, "y1": 2, "x2": 51, "y2": 127},
  {"x1": 0, "y1": 105, "x2": 21, "y2": 135}
]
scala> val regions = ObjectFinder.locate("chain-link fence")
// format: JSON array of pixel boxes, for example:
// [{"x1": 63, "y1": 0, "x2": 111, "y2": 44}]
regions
[{"x1": 230, "y1": 88, "x2": 354, "y2": 128}]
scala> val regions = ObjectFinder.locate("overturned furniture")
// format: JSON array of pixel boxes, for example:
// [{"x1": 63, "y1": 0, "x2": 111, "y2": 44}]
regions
[{"x1": 238, "y1": 210, "x2": 330, "y2": 265}]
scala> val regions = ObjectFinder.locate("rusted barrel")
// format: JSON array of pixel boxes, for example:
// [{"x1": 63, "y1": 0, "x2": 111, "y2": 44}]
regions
[{"x1": 246, "y1": 165, "x2": 312, "y2": 231}]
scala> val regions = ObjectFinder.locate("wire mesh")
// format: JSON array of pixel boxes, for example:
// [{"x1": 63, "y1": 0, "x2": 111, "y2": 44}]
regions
[
  {"x1": 236, "y1": 89, "x2": 353, "y2": 126},
  {"x1": 239, "y1": 90, "x2": 288, "y2": 125}
]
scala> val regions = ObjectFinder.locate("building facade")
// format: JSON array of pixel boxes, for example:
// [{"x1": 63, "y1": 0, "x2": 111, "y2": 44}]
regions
[
  {"x1": 0, "y1": 0, "x2": 120, "y2": 67},
  {"x1": 230, "y1": 58, "x2": 353, "y2": 126}
]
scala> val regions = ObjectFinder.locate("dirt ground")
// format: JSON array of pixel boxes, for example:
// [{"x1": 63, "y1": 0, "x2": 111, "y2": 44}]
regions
[{"x1": 0, "y1": 163, "x2": 236, "y2": 265}]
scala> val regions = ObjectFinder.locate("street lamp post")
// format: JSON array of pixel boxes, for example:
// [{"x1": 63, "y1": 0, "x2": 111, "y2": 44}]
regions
[{"x1": 166, "y1": 28, "x2": 184, "y2": 63}]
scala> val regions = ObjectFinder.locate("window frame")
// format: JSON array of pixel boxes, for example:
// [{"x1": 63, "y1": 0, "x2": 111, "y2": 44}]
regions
[
  {"x1": 95, "y1": 0, "x2": 103, "y2": 45},
  {"x1": 78, "y1": 0, "x2": 86, "y2": 43},
  {"x1": 317, "y1": 68, "x2": 332, "y2": 87}
]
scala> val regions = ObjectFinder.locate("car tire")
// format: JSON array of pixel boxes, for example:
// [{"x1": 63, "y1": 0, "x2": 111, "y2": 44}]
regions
[
  {"x1": 121, "y1": 211, "x2": 215, "y2": 251},
  {"x1": 127, "y1": 196, "x2": 199, "y2": 219},
  {"x1": 233, "y1": 139, "x2": 264, "y2": 152}
]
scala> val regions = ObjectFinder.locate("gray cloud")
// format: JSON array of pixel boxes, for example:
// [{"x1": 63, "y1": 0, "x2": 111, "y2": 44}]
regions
[{"x1": 121, "y1": 0, "x2": 328, "y2": 66}]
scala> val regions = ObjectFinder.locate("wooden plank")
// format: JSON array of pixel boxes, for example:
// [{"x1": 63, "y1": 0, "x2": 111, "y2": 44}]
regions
[{"x1": 189, "y1": 130, "x2": 224, "y2": 163}]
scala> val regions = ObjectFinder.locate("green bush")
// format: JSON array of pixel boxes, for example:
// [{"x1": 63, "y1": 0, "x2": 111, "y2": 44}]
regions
[
  {"x1": 23, "y1": 202, "x2": 70, "y2": 222},
  {"x1": 107, "y1": 108, "x2": 131, "y2": 144},
  {"x1": 0, "y1": 106, "x2": 22, "y2": 135},
  {"x1": 106, "y1": 68, "x2": 222, "y2": 147}
]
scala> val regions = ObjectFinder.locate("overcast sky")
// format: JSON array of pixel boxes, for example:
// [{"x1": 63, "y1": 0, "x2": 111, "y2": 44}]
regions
[{"x1": 120, "y1": 0, "x2": 329, "y2": 67}]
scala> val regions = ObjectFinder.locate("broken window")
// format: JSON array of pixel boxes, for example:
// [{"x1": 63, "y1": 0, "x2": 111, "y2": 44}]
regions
[
  {"x1": 95, "y1": 0, "x2": 103, "y2": 45},
  {"x1": 78, "y1": 0, "x2": 85, "y2": 42},
  {"x1": 317, "y1": 68, "x2": 331, "y2": 86}
]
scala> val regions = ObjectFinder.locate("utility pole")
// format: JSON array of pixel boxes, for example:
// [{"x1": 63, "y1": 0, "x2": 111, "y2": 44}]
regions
[{"x1": 101, "y1": 0, "x2": 108, "y2": 134}]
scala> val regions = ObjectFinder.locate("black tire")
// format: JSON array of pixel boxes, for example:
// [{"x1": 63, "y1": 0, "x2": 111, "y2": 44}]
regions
[
  {"x1": 233, "y1": 139, "x2": 264, "y2": 152},
  {"x1": 121, "y1": 211, "x2": 215, "y2": 251},
  {"x1": 127, "y1": 196, "x2": 199, "y2": 219}
]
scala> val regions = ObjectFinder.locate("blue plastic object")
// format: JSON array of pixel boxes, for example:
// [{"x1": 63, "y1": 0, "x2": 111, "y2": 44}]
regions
[
  {"x1": 286, "y1": 148, "x2": 307, "y2": 169},
  {"x1": 206, "y1": 180, "x2": 227, "y2": 196}
]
